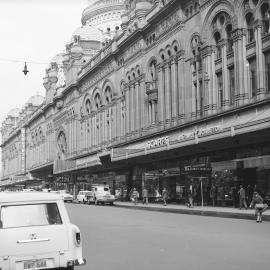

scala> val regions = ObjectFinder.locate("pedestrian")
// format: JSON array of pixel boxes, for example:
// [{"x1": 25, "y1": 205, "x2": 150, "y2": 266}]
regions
[
  {"x1": 142, "y1": 187, "x2": 148, "y2": 205},
  {"x1": 187, "y1": 183, "x2": 194, "y2": 208},
  {"x1": 162, "y1": 188, "x2": 169, "y2": 206},
  {"x1": 249, "y1": 191, "x2": 268, "y2": 223},
  {"x1": 131, "y1": 188, "x2": 139, "y2": 205},
  {"x1": 210, "y1": 184, "x2": 217, "y2": 207},
  {"x1": 238, "y1": 185, "x2": 247, "y2": 209}
]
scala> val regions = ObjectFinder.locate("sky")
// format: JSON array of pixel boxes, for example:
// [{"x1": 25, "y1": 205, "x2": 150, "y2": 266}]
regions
[{"x1": 0, "y1": 0, "x2": 89, "y2": 125}]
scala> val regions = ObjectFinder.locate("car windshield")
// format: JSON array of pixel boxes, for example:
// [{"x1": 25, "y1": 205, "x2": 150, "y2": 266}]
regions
[{"x1": 0, "y1": 203, "x2": 62, "y2": 228}]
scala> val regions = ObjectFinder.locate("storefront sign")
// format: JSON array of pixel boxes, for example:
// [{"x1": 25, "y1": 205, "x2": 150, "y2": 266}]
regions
[
  {"x1": 197, "y1": 126, "x2": 223, "y2": 137},
  {"x1": 178, "y1": 131, "x2": 195, "y2": 141},
  {"x1": 184, "y1": 166, "x2": 212, "y2": 172},
  {"x1": 146, "y1": 136, "x2": 170, "y2": 149}
]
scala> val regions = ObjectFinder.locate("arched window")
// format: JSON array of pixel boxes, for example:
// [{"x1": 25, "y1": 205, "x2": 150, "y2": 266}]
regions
[
  {"x1": 226, "y1": 24, "x2": 233, "y2": 53},
  {"x1": 94, "y1": 93, "x2": 101, "y2": 110},
  {"x1": 214, "y1": 32, "x2": 221, "y2": 59},
  {"x1": 150, "y1": 60, "x2": 157, "y2": 81},
  {"x1": 261, "y1": 3, "x2": 270, "y2": 35},
  {"x1": 85, "y1": 98, "x2": 91, "y2": 114},
  {"x1": 246, "y1": 12, "x2": 255, "y2": 43}
]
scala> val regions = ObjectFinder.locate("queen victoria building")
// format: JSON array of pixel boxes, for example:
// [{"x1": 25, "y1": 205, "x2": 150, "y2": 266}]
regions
[{"x1": 1, "y1": 0, "x2": 270, "y2": 206}]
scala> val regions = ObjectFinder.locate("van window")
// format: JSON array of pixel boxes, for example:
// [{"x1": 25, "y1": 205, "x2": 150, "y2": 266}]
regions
[{"x1": 0, "y1": 203, "x2": 62, "y2": 228}]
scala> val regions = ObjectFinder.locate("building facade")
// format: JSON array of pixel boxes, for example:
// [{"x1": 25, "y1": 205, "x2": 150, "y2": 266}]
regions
[{"x1": 1, "y1": 0, "x2": 270, "y2": 206}]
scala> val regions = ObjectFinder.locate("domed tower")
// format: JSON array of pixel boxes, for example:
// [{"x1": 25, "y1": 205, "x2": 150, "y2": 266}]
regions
[
  {"x1": 121, "y1": 0, "x2": 153, "y2": 34},
  {"x1": 81, "y1": 0, "x2": 125, "y2": 43}
]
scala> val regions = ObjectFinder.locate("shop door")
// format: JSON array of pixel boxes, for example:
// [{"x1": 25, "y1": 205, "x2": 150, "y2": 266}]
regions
[{"x1": 190, "y1": 177, "x2": 210, "y2": 207}]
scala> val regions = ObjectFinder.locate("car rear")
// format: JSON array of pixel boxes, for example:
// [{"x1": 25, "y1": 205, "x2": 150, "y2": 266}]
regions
[{"x1": 0, "y1": 192, "x2": 85, "y2": 270}]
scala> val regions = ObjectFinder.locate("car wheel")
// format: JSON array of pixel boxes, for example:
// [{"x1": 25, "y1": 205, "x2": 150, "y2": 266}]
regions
[{"x1": 110, "y1": 202, "x2": 114, "y2": 206}]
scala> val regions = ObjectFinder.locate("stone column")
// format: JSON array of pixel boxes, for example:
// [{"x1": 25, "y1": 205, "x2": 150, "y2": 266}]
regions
[
  {"x1": 148, "y1": 101, "x2": 152, "y2": 125},
  {"x1": 130, "y1": 83, "x2": 135, "y2": 132},
  {"x1": 140, "y1": 76, "x2": 146, "y2": 130},
  {"x1": 157, "y1": 63, "x2": 165, "y2": 123},
  {"x1": 125, "y1": 87, "x2": 130, "y2": 134},
  {"x1": 232, "y1": 28, "x2": 248, "y2": 106},
  {"x1": 220, "y1": 39, "x2": 229, "y2": 110},
  {"x1": 171, "y1": 56, "x2": 178, "y2": 122},
  {"x1": 254, "y1": 20, "x2": 265, "y2": 99},
  {"x1": 164, "y1": 60, "x2": 171, "y2": 123},
  {"x1": 177, "y1": 51, "x2": 185, "y2": 120},
  {"x1": 190, "y1": 60, "x2": 197, "y2": 119},
  {"x1": 195, "y1": 59, "x2": 200, "y2": 117},
  {"x1": 135, "y1": 80, "x2": 140, "y2": 131}
]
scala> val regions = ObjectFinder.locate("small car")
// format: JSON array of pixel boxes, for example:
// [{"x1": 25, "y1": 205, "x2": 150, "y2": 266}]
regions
[
  {"x1": 51, "y1": 190, "x2": 74, "y2": 203},
  {"x1": 92, "y1": 185, "x2": 115, "y2": 205},
  {"x1": 77, "y1": 190, "x2": 94, "y2": 204},
  {"x1": 0, "y1": 191, "x2": 86, "y2": 270}
]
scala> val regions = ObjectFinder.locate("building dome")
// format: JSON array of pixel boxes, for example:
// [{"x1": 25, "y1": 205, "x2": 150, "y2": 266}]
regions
[
  {"x1": 81, "y1": 0, "x2": 125, "y2": 33},
  {"x1": 26, "y1": 94, "x2": 45, "y2": 107},
  {"x1": 7, "y1": 107, "x2": 20, "y2": 118},
  {"x1": 71, "y1": 25, "x2": 102, "y2": 42}
]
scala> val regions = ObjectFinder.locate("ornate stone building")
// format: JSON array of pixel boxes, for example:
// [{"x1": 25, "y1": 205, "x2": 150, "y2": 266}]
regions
[{"x1": 1, "y1": 0, "x2": 270, "y2": 206}]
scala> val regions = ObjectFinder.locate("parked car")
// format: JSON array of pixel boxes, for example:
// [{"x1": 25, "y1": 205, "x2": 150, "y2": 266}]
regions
[
  {"x1": 92, "y1": 185, "x2": 115, "y2": 205},
  {"x1": 0, "y1": 191, "x2": 86, "y2": 270},
  {"x1": 51, "y1": 190, "x2": 74, "y2": 203},
  {"x1": 77, "y1": 190, "x2": 94, "y2": 204}
]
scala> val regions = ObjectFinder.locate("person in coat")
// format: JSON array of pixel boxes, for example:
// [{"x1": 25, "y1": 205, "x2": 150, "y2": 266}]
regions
[
  {"x1": 249, "y1": 191, "x2": 268, "y2": 222},
  {"x1": 142, "y1": 187, "x2": 148, "y2": 205},
  {"x1": 162, "y1": 188, "x2": 169, "y2": 206},
  {"x1": 210, "y1": 184, "x2": 217, "y2": 207},
  {"x1": 131, "y1": 188, "x2": 139, "y2": 205},
  {"x1": 238, "y1": 185, "x2": 247, "y2": 210}
]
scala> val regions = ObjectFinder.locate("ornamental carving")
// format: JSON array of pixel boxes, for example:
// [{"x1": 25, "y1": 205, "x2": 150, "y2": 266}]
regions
[{"x1": 80, "y1": 62, "x2": 114, "y2": 92}]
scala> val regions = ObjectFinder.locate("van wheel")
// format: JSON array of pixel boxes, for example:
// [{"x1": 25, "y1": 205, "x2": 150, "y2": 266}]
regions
[{"x1": 83, "y1": 200, "x2": 86, "y2": 204}]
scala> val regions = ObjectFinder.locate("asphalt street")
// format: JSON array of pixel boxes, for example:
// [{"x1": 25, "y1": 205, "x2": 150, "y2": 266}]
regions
[{"x1": 66, "y1": 203, "x2": 269, "y2": 270}]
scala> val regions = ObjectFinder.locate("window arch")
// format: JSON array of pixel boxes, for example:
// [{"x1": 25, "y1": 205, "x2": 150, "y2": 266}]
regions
[
  {"x1": 246, "y1": 12, "x2": 255, "y2": 43},
  {"x1": 94, "y1": 93, "x2": 101, "y2": 110},
  {"x1": 104, "y1": 86, "x2": 112, "y2": 105},
  {"x1": 85, "y1": 98, "x2": 92, "y2": 114},
  {"x1": 261, "y1": 3, "x2": 270, "y2": 35},
  {"x1": 226, "y1": 24, "x2": 233, "y2": 52}
]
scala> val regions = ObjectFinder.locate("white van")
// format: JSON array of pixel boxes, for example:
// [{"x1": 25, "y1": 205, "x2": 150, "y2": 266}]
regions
[
  {"x1": 0, "y1": 192, "x2": 86, "y2": 270},
  {"x1": 77, "y1": 190, "x2": 94, "y2": 204}
]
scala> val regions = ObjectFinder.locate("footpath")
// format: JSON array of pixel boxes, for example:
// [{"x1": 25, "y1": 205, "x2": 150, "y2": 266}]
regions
[{"x1": 114, "y1": 201, "x2": 270, "y2": 222}]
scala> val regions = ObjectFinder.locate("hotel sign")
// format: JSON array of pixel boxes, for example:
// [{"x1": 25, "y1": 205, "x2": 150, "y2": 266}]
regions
[{"x1": 146, "y1": 136, "x2": 170, "y2": 150}]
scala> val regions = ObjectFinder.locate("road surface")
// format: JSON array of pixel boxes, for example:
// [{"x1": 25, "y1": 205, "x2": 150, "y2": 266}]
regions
[{"x1": 66, "y1": 203, "x2": 269, "y2": 270}]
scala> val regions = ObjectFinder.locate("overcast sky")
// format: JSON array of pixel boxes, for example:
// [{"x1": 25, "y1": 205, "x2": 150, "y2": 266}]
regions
[{"x1": 0, "y1": 0, "x2": 88, "y2": 125}]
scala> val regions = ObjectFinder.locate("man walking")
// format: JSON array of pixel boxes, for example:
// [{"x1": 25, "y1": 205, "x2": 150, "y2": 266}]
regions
[
  {"x1": 238, "y1": 185, "x2": 247, "y2": 210},
  {"x1": 142, "y1": 187, "x2": 148, "y2": 205}
]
